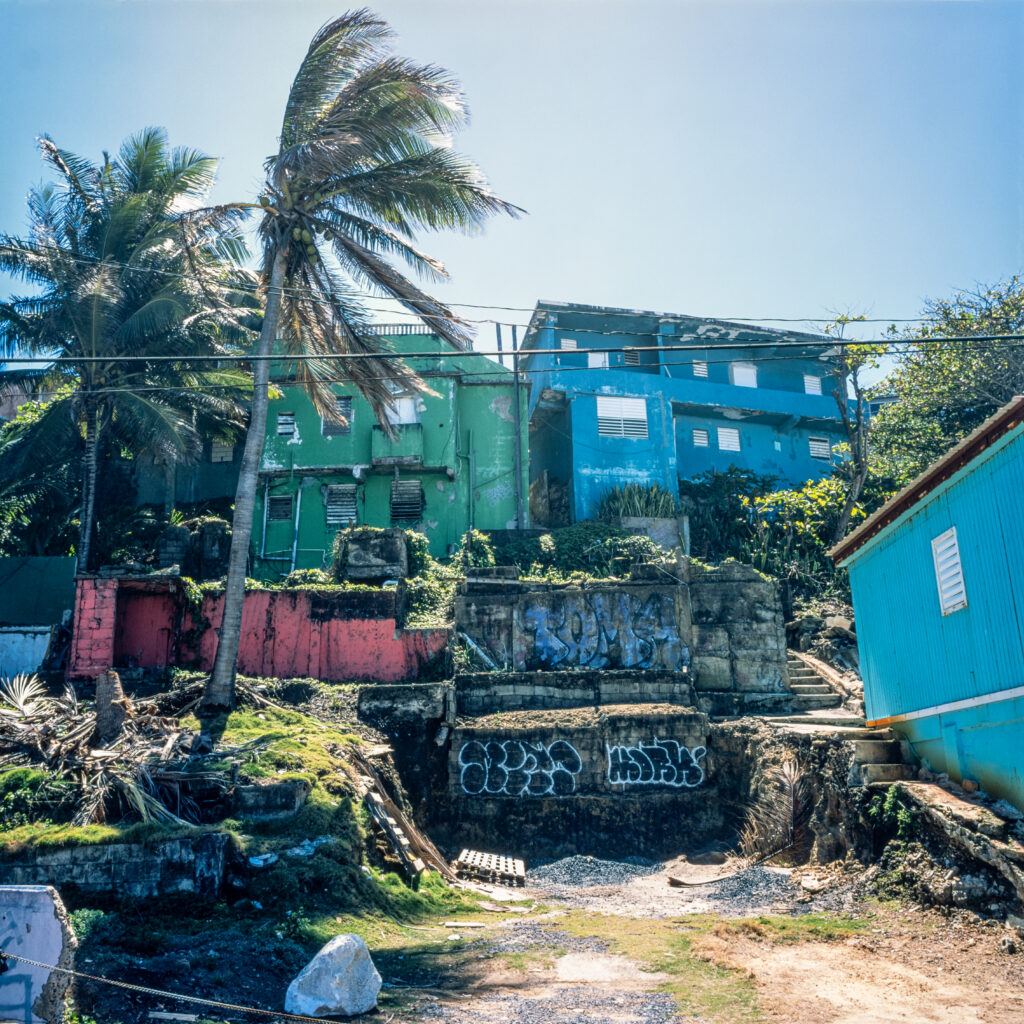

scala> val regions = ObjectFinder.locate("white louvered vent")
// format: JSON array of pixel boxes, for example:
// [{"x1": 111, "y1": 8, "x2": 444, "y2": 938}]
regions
[
  {"x1": 596, "y1": 396, "x2": 648, "y2": 438},
  {"x1": 717, "y1": 426, "x2": 741, "y2": 452},
  {"x1": 559, "y1": 338, "x2": 577, "y2": 350},
  {"x1": 693, "y1": 360, "x2": 709, "y2": 378},
  {"x1": 276, "y1": 412, "x2": 295, "y2": 436},
  {"x1": 325, "y1": 484, "x2": 358, "y2": 525},
  {"x1": 623, "y1": 349, "x2": 640, "y2": 366},
  {"x1": 322, "y1": 396, "x2": 353, "y2": 436},
  {"x1": 210, "y1": 440, "x2": 234, "y2": 463},
  {"x1": 809, "y1": 436, "x2": 831, "y2": 460},
  {"x1": 390, "y1": 480, "x2": 424, "y2": 524},
  {"x1": 267, "y1": 495, "x2": 293, "y2": 521},
  {"x1": 932, "y1": 527, "x2": 968, "y2": 615},
  {"x1": 803, "y1": 374, "x2": 823, "y2": 395},
  {"x1": 692, "y1": 428, "x2": 709, "y2": 447},
  {"x1": 731, "y1": 362, "x2": 757, "y2": 388}
]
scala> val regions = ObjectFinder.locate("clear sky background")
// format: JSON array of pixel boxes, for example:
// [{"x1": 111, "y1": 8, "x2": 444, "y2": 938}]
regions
[{"x1": 2, "y1": 0, "x2": 1022, "y2": 354}]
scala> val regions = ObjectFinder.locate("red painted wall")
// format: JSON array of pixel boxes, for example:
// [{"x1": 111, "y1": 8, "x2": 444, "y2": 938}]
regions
[{"x1": 69, "y1": 578, "x2": 448, "y2": 683}]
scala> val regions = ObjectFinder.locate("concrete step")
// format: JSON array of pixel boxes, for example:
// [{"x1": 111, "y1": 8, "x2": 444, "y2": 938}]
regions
[
  {"x1": 860, "y1": 762, "x2": 916, "y2": 784},
  {"x1": 789, "y1": 684, "x2": 833, "y2": 695},
  {"x1": 850, "y1": 739, "x2": 903, "y2": 765},
  {"x1": 763, "y1": 710, "x2": 866, "y2": 728},
  {"x1": 789, "y1": 694, "x2": 842, "y2": 710},
  {"x1": 769, "y1": 723, "x2": 891, "y2": 739}
]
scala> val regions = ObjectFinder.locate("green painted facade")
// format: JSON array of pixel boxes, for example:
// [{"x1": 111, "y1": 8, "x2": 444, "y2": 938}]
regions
[{"x1": 252, "y1": 326, "x2": 528, "y2": 576}]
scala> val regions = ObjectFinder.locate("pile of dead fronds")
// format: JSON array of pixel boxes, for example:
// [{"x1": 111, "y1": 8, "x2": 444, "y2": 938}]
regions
[
  {"x1": 0, "y1": 672, "x2": 247, "y2": 827},
  {"x1": 739, "y1": 759, "x2": 815, "y2": 864}
]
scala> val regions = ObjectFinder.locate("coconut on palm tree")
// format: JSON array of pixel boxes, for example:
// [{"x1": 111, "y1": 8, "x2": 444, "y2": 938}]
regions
[
  {"x1": 204, "y1": 9, "x2": 522, "y2": 709},
  {"x1": 0, "y1": 129, "x2": 257, "y2": 571}
]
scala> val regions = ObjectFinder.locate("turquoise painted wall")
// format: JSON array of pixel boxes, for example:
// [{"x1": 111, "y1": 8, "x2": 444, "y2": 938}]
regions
[{"x1": 843, "y1": 426, "x2": 1024, "y2": 810}]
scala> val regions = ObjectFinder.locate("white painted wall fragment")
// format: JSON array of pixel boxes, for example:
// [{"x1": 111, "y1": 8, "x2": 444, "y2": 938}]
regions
[{"x1": 0, "y1": 885, "x2": 77, "y2": 1024}]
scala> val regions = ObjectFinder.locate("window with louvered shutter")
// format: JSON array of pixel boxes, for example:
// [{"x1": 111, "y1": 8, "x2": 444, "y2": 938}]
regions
[
  {"x1": 210, "y1": 440, "x2": 234, "y2": 463},
  {"x1": 623, "y1": 349, "x2": 640, "y2": 366},
  {"x1": 267, "y1": 495, "x2": 293, "y2": 521},
  {"x1": 717, "y1": 426, "x2": 741, "y2": 451},
  {"x1": 693, "y1": 360, "x2": 709, "y2": 378},
  {"x1": 276, "y1": 412, "x2": 295, "y2": 436},
  {"x1": 803, "y1": 374, "x2": 822, "y2": 395},
  {"x1": 596, "y1": 396, "x2": 648, "y2": 438},
  {"x1": 809, "y1": 436, "x2": 831, "y2": 460},
  {"x1": 322, "y1": 396, "x2": 352, "y2": 436},
  {"x1": 559, "y1": 338, "x2": 577, "y2": 350},
  {"x1": 390, "y1": 480, "x2": 423, "y2": 524},
  {"x1": 692, "y1": 428, "x2": 709, "y2": 447},
  {"x1": 325, "y1": 484, "x2": 357, "y2": 525},
  {"x1": 932, "y1": 527, "x2": 968, "y2": 615}
]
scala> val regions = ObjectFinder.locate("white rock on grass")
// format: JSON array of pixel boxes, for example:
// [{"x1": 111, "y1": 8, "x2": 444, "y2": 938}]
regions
[{"x1": 285, "y1": 934, "x2": 381, "y2": 1018}]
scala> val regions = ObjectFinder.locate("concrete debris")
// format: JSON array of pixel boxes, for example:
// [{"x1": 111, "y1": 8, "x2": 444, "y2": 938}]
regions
[
  {"x1": 284, "y1": 836, "x2": 334, "y2": 859},
  {"x1": 248, "y1": 853, "x2": 279, "y2": 869},
  {"x1": 285, "y1": 933, "x2": 382, "y2": 1018}
]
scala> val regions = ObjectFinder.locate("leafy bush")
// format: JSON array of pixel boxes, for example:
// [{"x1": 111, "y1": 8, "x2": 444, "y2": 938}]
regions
[
  {"x1": 678, "y1": 467, "x2": 777, "y2": 561},
  {"x1": 281, "y1": 568, "x2": 332, "y2": 587},
  {"x1": 594, "y1": 483, "x2": 679, "y2": 520},
  {"x1": 493, "y1": 523, "x2": 666, "y2": 577},
  {"x1": 455, "y1": 529, "x2": 495, "y2": 567},
  {"x1": 0, "y1": 768, "x2": 76, "y2": 830}
]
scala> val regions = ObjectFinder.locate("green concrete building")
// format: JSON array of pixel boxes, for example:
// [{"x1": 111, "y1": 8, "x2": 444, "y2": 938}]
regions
[{"x1": 253, "y1": 325, "x2": 528, "y2": 576}]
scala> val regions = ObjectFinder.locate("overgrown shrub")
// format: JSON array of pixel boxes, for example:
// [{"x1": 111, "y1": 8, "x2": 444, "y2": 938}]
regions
[
  {"x1": 281, "y1": 568, "x2": 332, "y2": 587},
  {"x1": 594, "y1": 482, "x2": 679, "y2": 520},
  {"x1": 493, "y1": 523, "x2": 666, "y2": 577},
  {"x1": 455, "y1": 529, "x2": 496, "y2": 567},
  {"x1": 678, "y1": 467, "x2": 777, "y2": 561},
  {"x1": 0, "y1": 768, "x2": 76, "y2": 830}
]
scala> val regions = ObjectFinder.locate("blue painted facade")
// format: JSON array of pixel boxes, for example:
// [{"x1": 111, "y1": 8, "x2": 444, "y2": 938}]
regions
[
  {"x1": 836, "y1": 407, "x2": 1024, "y2": 811},
  {"x1": 521, "y1": 301, "x2": 849, "y2": 523}
]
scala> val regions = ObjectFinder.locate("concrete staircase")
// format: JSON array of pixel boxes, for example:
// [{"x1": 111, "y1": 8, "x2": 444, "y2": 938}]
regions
[{"x1": 782, "y1": 652, "x2": 844, "y2": 714}]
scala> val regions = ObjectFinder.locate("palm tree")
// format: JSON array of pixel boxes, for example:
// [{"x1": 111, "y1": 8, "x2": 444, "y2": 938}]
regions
[
  {"x1": 0, "y1": 129, "x2": 257, "y2": 571},
  {"x1": 204, "y1": 9, "x2": 522, "y2": 709}
]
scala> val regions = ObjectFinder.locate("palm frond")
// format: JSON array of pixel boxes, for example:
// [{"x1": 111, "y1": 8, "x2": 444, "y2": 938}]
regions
[
  {"x1": 738, "y1": 759, "x2": 814, "y2": 864},
  {"x1": 0, "y1": 673, "x2": 50, "y2": 718}
]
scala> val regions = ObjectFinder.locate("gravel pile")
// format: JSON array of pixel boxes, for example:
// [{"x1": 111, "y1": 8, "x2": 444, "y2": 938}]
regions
[
  {"x1": 486, "y1": 920, "x2": 607, "y2": 955},
  {"x1": 414, "y1": 989, "x2": 679, "y2": 1024},
  {"x1": 528, "y1": 855, "x2": 660, "y2": 890}
]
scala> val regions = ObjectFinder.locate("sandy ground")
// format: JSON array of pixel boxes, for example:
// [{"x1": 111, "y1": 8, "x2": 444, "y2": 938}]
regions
[{"x1": 389, "y1": 859, "x2": 1024, "y2": 1024}]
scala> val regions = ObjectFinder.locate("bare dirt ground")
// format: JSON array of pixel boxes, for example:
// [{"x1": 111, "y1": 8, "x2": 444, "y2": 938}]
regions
[{"x1": 384, "y1": 857, "x2": 1024, "y2": 1024}]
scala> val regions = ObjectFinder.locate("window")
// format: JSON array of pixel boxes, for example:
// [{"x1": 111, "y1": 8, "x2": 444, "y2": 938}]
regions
[
  {"x1": 390, "y1": 480, "x2": 424, "y2": 524},
  {"x1": 384, "y1": 383, "x2": 419, "y2": 426},
  {"x1": 559, "y1": 338, "x2": 577, "y2": 350},
  {"x1": 267, "y1": 495, "x2": 293, "y2": 521},
  {"x1": 731, "y1": 362, "x2": 757, "y2": 388},
  {"x1": 809, "y1": 436, "x2": 831, "y2": 461},
  {"x1": 596, "y1": 396, "x2": 648, "y2": 438},
  {"x1": 803, "y1": 374, "x2": 822, "y2": 396},
  {"x1": 692, "y1": 428, "x2": 709, "y2": 447},
  {"x1": 932, "y1": 527, "x2": 967, "y2": 615},
  {"x1": 322, "y1": 396, "x2": 353, "y2": 436},
  {"x1": 693, "y1": 360, "x2": 709, "y2": 378},
  {"x1": 210, "y1": 440, "x2": 234, "y2": 463},
  {"x1": 325, "y1": 484, "x2": 358, "y2": 525},
  {"x1": 588, "y1": 350, "x2": 609, "y2": 369},
  {"x1": 276, "y1": 412, "x2": 295, "y2": 436},
  {"x1": 717, "y1": 426, "x2": 741, "y2": 451},
  {"x1": 623, "y1": 349, "x2": 640, "y2": 366}
]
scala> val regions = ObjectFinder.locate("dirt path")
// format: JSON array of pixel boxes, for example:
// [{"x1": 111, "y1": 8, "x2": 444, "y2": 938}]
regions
[{"x1": 385, "y1": 862, "x2": 1024, "y2": 1024}]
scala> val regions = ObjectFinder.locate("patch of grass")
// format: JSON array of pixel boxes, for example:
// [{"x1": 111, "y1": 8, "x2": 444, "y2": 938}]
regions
[
  {"x1": 710, "y1": 912, "x2": 869, "y2": 943},
  {"x1": 556, "y1": 912, "x2": 762, "y2": 1022},
  {"x1": 0, "y1": 819, "x2": 222, "y2": 854}
]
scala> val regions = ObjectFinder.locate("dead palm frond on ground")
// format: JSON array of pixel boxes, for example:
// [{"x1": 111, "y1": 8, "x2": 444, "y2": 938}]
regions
[
  {"x1": 205, "y1": 9, "x2": 523, "y2": 710},
  {"x1": 739, "y1": 758, "x2": 814, "y2": 864}
]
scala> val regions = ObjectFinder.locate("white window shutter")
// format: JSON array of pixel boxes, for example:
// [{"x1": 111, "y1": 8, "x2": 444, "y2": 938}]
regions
[
  {"x1": 559, "y1": 338, "x2": 577, "y2": 350},
  {"x1": 693, "y1": 360, "x2": 709, "y2": 378},
  {"x1": 692, "y1": 428, "x2": 709, "y2": 447},
  {"x1": 596, "y1": 396, "x2": 648, "y2": 438},
  {"x1": 808, "y1": 436, "x2": 831, "y2": 460},
  {"x1": 932, "y1": 527, "x2": 968, "y2": 615},
  {"x1": 732, "y1": 362, "x2": 757, "y2": 388},
  {"x1": 325, "y1": 484, "x2": 358, "y2": 525},
  {"x1": 803, "y1": 374, "x2": 822, "y2": 395},
  {"x1": 717, "y1": 426, "x2": 741, "y2": 451}
]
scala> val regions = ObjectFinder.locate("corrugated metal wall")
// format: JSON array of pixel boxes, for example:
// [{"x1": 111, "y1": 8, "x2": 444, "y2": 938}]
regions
[{"x1": 849, "y1": 429, "x2": 1024, "y2": 720}]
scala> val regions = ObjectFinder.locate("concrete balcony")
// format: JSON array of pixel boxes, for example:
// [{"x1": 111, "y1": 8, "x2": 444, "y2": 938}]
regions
[{"x1": 371, "y1": 423, "x2": 424, "y2": 465}]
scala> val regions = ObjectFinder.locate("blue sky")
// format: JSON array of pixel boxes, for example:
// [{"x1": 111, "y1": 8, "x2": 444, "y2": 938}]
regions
[{"x1": 2, "y1": 0, "x2": 1022, "y2": 352}]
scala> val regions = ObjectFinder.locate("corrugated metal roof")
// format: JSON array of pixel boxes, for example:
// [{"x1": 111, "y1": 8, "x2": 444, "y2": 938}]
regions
[{"x1": 830, "y1": 394, "x2": 1024, "y2": 564}]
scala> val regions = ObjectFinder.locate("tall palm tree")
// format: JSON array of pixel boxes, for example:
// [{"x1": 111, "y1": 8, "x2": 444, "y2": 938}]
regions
[
  {"x1": 0, "y1": 129, "x2": 257, "y2": 571},
  {"x1": 204, "y1": 9, "x2": 522, "y2": 709}
]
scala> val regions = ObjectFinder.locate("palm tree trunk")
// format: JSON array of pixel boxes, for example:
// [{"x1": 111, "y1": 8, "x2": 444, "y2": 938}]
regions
[
  {"x1": 77, "y1": 402, "x2": 100, "y2": 574},
  {"x1": 203, "y1": 249, "x2": 287, "y2": 711}
]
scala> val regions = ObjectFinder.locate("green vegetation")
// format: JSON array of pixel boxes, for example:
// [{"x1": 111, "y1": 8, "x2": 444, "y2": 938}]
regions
[
  {"x1": 595, "y1": 482, "x2": 680, "y2": 520},
  {"x1": 494, "y1": 522, "x2": 668, "y2": 577},
  {"x1": 867, "y1": 784, "x2": 915, "y2": 840}
]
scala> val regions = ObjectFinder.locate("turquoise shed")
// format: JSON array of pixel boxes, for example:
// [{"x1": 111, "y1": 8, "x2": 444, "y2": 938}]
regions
[{"x1": 831, "y1": 396, "x2": 1024, "y2": 811}]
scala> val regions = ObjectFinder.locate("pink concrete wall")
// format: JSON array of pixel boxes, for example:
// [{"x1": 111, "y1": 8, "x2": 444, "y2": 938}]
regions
[{"x1": 69, "y1": 578, "x2": 448, "y2": 683}]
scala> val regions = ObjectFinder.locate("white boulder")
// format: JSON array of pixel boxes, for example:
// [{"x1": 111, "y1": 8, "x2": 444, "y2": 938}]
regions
[{"x1": 285, "y1": 933, "x2": 381, "y2": 1018}]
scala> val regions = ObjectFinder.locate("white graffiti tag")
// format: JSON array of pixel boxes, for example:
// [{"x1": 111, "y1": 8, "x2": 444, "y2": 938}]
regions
[
  {"x1": 458, "y1": 739, "x2": 583, "y2": 797},
  {"x1": 606, "y1": 739, "x2": 706, "y2": 788}
]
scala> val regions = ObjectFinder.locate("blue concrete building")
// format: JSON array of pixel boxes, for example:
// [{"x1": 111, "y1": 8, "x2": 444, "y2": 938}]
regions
[
  {"x1": 831, "y1": 396, "x2": 1024, "y2": 812},
  {"x1": 520, "y1": 300, "x2": 848, "y2": 523}
]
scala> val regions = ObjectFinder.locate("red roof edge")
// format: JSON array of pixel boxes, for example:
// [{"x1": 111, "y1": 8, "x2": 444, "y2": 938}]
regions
[{"x1": 829, "y1": 394, "x2": 1024, "y2": 565}]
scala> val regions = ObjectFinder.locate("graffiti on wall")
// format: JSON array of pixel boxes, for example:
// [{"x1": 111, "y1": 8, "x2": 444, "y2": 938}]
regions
[
  {"x1": 606, "y1": 739, "x2": 706, "y2": 788},
  {"x1": 523, "y1": 592, "x2": 688, "y2": 671},
  {"x1": 458, "y1": 739, "x2": 583, "y2": 797}
]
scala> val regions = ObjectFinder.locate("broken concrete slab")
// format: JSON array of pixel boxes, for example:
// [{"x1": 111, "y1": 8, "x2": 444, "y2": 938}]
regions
[{"x1": 0, "y1": 886, "x2": 77, "y2": 1024}]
